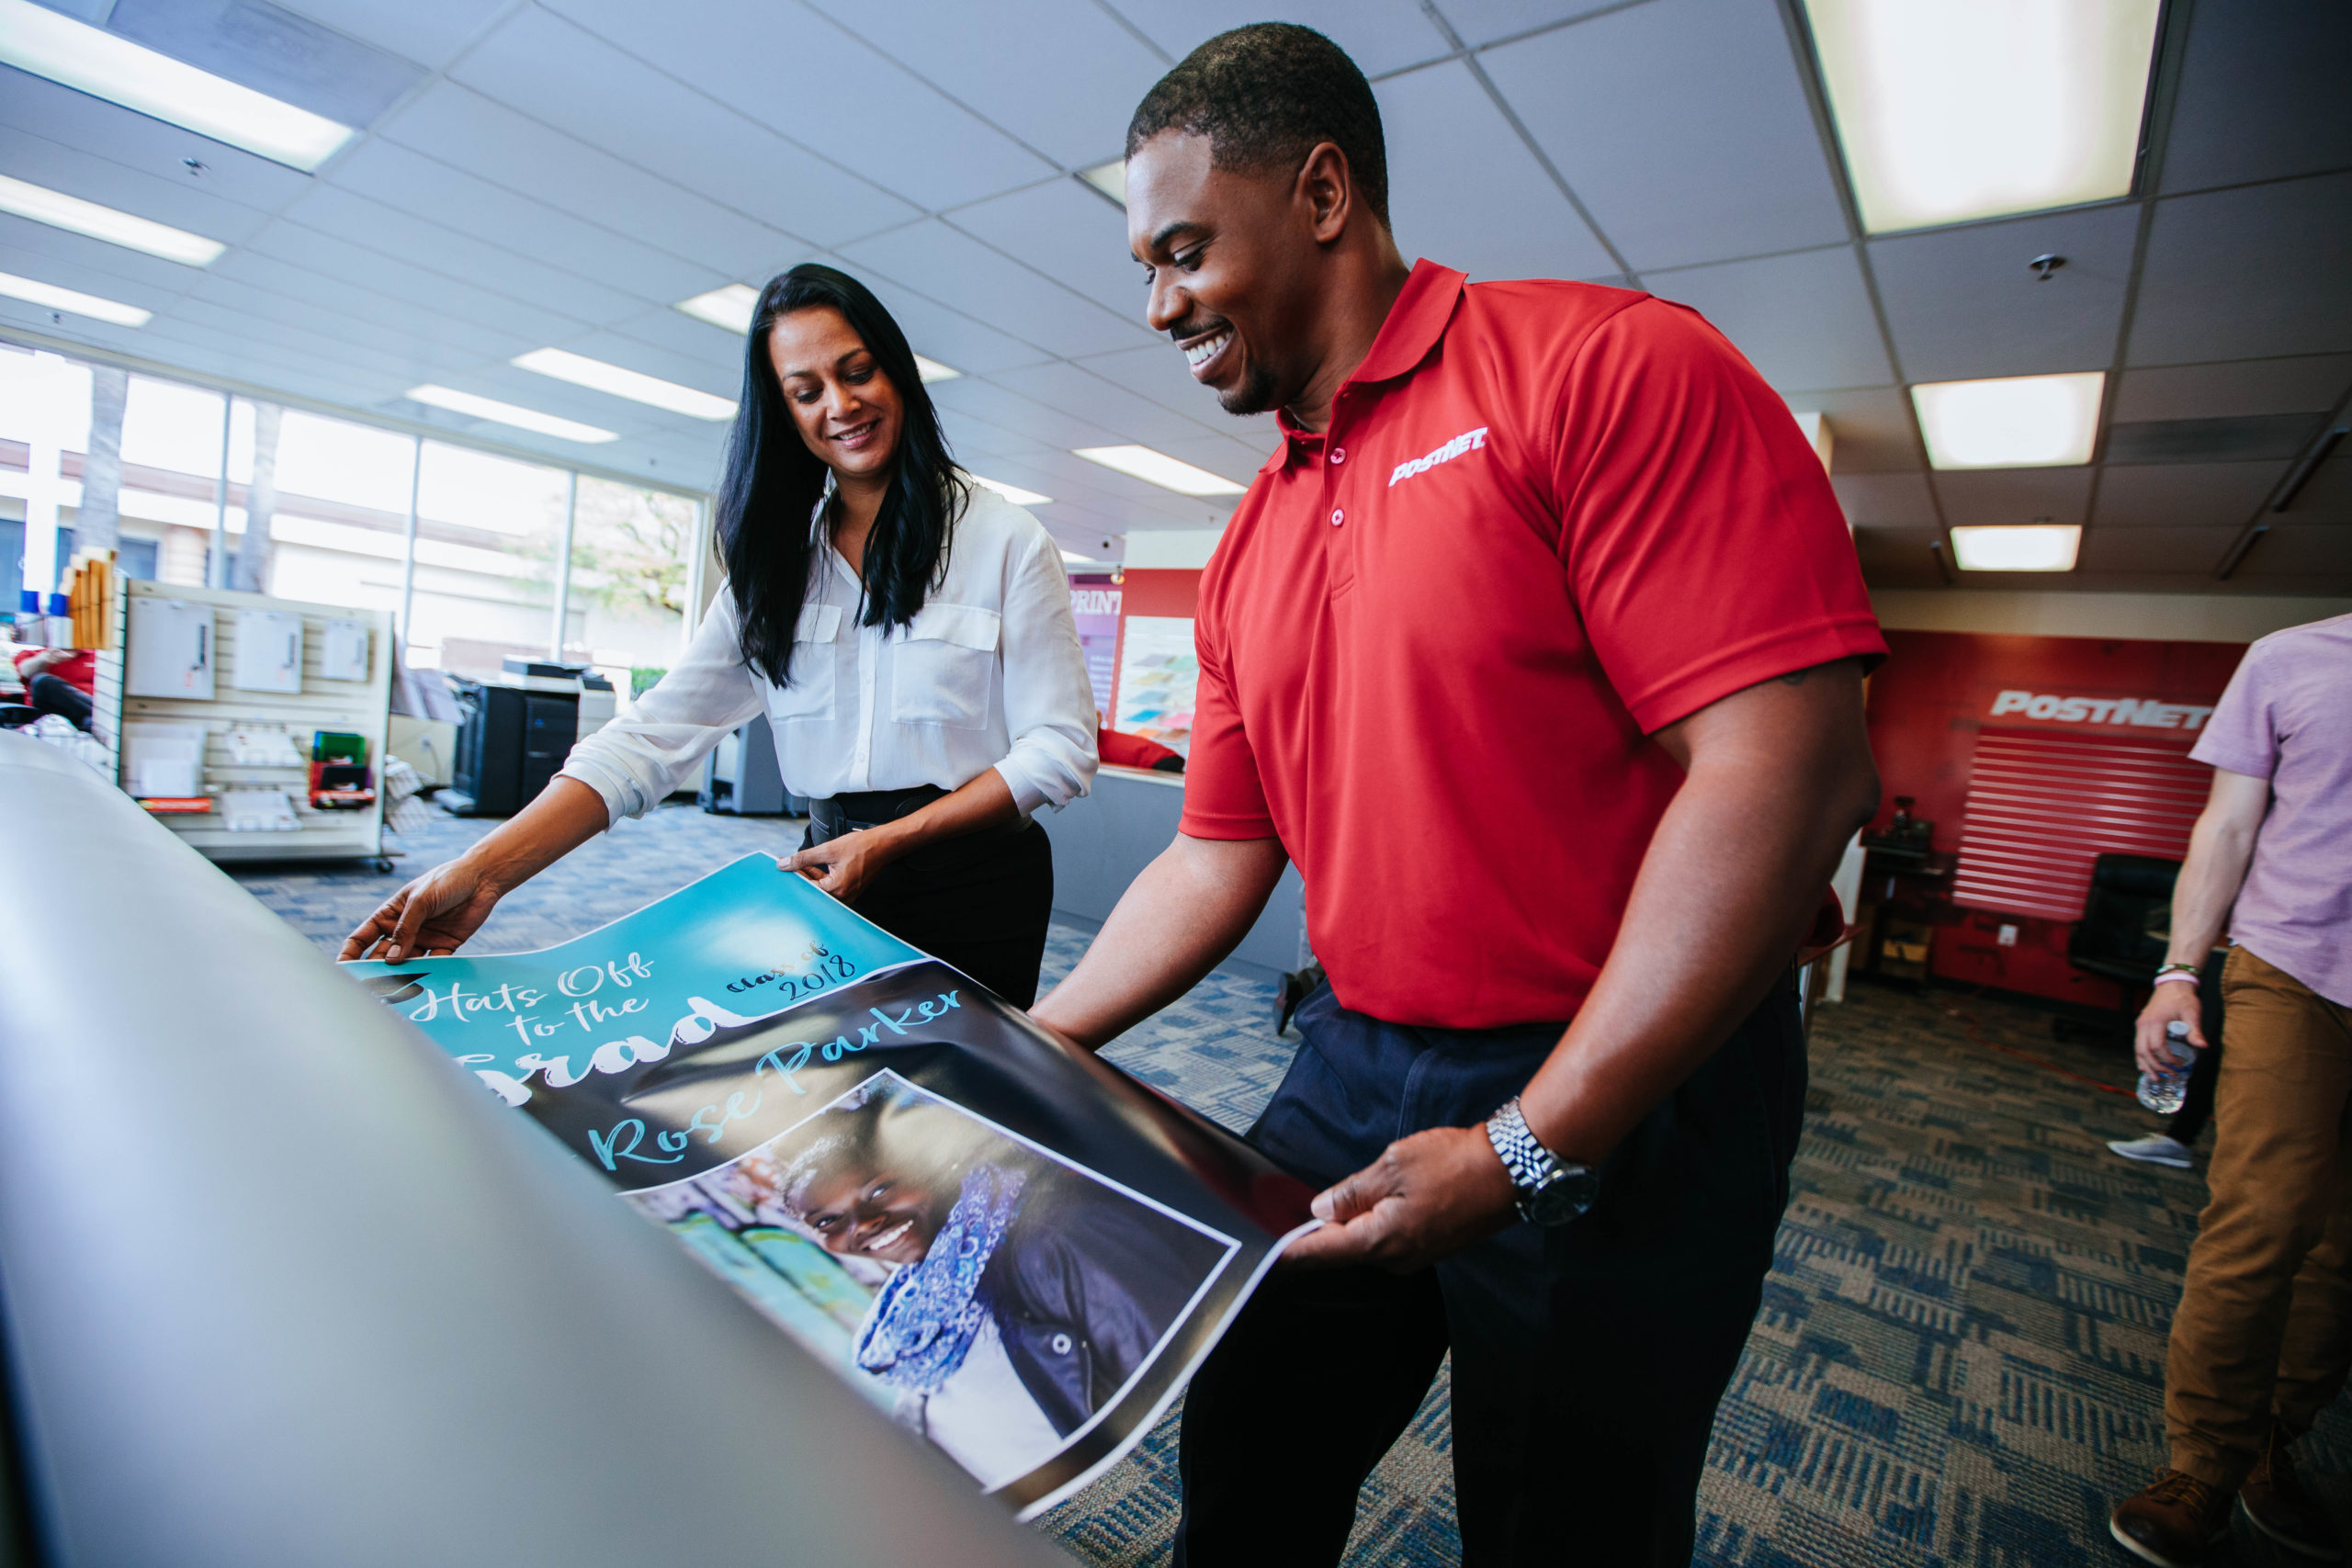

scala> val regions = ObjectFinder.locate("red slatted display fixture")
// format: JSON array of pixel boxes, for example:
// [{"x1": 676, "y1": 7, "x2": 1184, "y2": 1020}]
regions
[{"x1": 1951, "y1": 728, "x2": 2211, "y2": 921}]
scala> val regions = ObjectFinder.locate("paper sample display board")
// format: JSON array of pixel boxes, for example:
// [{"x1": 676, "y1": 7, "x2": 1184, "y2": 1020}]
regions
[
  {"x1": 125, "y1": 596, "x2": 216, "y2": 699},
  {"x1": 1111, "y1": 615, "x2": 1199, "y2": 756},
  {"x1": 344, "y1": 855, "x2": 1315, "y2": 1518},
  {"x1": 233, "y1": 608, "x2": 305, "y2": 693},
  {"x1": 320, "y1": 619, "x2": 370, "y2": 683}
]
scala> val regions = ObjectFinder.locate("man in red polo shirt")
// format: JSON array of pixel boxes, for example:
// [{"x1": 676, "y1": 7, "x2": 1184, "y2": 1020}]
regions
[{"x1": 1033, "y1": 25, "x2": 1884, "y2": 1565}]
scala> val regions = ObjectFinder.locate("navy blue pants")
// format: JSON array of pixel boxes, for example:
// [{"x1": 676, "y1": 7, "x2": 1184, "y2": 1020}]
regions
[{"x1": 1173, "y1": 981, "x2": 1807, "y2": 1567}]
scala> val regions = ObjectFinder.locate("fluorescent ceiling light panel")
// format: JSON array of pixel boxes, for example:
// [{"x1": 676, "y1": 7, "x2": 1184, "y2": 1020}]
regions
[
  {"x1": 1078, "y1": 159, "x2": 1127, "y2": 208},
  {"x1": 0, "y1": 0, "x2": 355, "y2": 172},
  {"x1": 513, "y1": 348, "x2": 737, "y2": 422},
  {"x1": 1073, "y1": 445, "x2": 1245, "y2": 497},
  {"x1": 406, "y1": 385, "x2": 616, "y2": 444},
  {"x1": 0, "y1": 174, "x2": 223, "y2": 266},
  {"x1": 673, "y1": 285, "x2": 961, "y2": 383},
  {"x1": 1950, "y1": 524, "x2": 2080, "y2": 572},
  {"x1": 0, "y1": 268, "x2": 151, "y2": 327},
  {"x1": 1803, "y1": 0, "x2": 2161, "y2": 231},
  {"x1": 675, "y1": 283, "x2": 758, "y2": 334},
  {"x1": 1913, "y1": 372, "x2": 2104, "y2": 469},
  {"x1": 970, "y1": 474, "x2": 1051, "y2": 507}
]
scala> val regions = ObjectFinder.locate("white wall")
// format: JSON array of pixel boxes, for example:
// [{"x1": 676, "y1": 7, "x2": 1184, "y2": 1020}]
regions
[
  {"x1": 1871, "y1": 590, "x2": 2350, "y2": 643},
  {"x1": 1123, "y1": 527, "x2": 1225, "y2": 570}
]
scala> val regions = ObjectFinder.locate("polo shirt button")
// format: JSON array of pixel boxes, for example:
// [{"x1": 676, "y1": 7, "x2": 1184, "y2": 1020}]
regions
[
  {"x1": 1330, "y1": 508, "x2": 1344, "y2": 526},
  {"x1": 1330, "y1": 446, "x2": 1346, "y2": 464}
]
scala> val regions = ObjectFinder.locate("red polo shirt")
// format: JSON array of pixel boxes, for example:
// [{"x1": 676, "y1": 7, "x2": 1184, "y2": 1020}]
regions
[{"x1": 1181, "y1": 261, "x2": 1884, "y2": 1029}]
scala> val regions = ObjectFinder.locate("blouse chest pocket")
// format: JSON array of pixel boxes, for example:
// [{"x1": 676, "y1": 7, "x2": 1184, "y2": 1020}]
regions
[
  {"x1": 891, "y1": 602, "x2": 1000, "y2": 730},
  {"x1": 768, "y1": 602, "x2": 842, "y2": 723}
]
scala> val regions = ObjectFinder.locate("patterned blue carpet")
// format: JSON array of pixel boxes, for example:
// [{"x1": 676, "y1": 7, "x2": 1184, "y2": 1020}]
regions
[{"x1": 236, "y1": 802, "x2": 2352, "y2": 1566}]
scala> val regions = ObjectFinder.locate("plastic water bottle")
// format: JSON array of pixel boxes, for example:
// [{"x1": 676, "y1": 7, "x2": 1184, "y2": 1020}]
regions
[{"x1": 2137, "y1": 1021, "x2": 2197, "y2": 1115}]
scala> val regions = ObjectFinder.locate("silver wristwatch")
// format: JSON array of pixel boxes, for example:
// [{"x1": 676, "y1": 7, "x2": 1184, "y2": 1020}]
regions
[{"x1": 1485, "y1": 1096, "x2": 1601, "y2": 1226}]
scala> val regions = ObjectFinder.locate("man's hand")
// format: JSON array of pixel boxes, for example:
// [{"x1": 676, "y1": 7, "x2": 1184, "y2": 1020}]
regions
[
  {"x1": 782, "y1": 824, "x2": 905, "y2": 905},
  {"x1": 1281, "y1": 1125, "x2": 1518, "y2": 1272},
  {"x1": 341, "y1": 859, "x2": 504, "y2": 961},
  {"x1": 2135, "y1": 983, "x2": 2205, "y2": 1077}
]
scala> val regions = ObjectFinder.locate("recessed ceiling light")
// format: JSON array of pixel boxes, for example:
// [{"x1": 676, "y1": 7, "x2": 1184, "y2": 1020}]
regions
[
  {"x1": 1950, "y1": 523, "x2": 2081, "y2": 572},
  {"x1": 675, "y1": 283, "x2": 758, "y2": 334},
  {"x1": 969, "y1": 474, "x2": 1050, "y2": 507},
  {"x1": 674, "y1": 283, "x2": 962, "y2": 384},
  {"x1": 1913, "y1": 372, "x2": 2104, "y2": 469},
  {"x1": 1077, "y1": 159, "x2": 1126, "y2": 208},
  {"x1": 1803, "y1": 0, "x2": 2161, "y2": 232},
  {"x1": 1073, "y1": 445, "x2": 1246, "y2": 497},
  {"x1": 0, "y1": 0, "x2": 355, "y2": 172},
  {"x1": 512, "y1": 348, "x2": 737, "y2": 422},
  {"x1": 0, "y1": 173, "x2": 223, "y2": 266},
  {"x1": 0, "y1": 268, "x2": 151, "y2": 327},
  {"x1": 405, "y1": 384, "x2": 617, "y2": 444}
]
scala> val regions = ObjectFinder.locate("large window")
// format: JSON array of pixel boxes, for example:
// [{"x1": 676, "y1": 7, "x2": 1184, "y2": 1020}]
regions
[{"x1": 0, "y1": 344, "x2": 707, "y2": 678}]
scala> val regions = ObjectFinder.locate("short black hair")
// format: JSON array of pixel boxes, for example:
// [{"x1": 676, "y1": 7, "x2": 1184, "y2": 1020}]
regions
[{"x1": 1125, "y1": 23, "x2": 1390, "y2": 230}]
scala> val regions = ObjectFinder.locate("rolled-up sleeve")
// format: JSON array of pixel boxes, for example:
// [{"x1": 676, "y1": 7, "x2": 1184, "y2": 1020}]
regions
[
  {"x1": 557, "y1": 588, "x2": 765, "y2": 827},
  {"x1": 991, "y1": 528, "x2": 1098, "y2": 816}
]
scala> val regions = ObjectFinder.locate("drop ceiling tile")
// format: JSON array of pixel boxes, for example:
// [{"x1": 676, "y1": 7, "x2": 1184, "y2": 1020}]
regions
[
  {"x1": 448, "y1": 8, "x2": 914, "y2": 250},
  {"x1": 840, "y1": 220, "x2": 1158, "y2": 359},
  {"x1": 987, "y1": 363, "x2": 1223, "y2": 449},
  {"x1": 278, "y1": 185, "x2": 650, "y2": 329},
  {"x1": 940, "y1": 412, "x2": 1061, "y2": 466},
  {"x1": 2159, "y1": 3, "x2": 2352, "y2": 194},
  {"x1": 1143, "y1": 435, "x2": 1264, "y2": 491},
  {"x1": 2114, "y1": 356, "x2": 2352, "y2": 423},
  {"x1": 2094, "y1": 462, "x2": 2287, "y2": 530},
  {"x1": 269, "y1": 0, "x2": 511, "y2": 72},
  {"x1": 2233, "y1": 525, "x2": 2352, "y2": 579},
  {"x1": 238, "y1": 219, "x2": 593, "y2": 344},
  {"x1": 1849, "y1": 524, "x2": 1945, "y2": 588},
  {"x1": 1868, "y1": 205, "x2": 2139, "y2": 384},
  {"x1": 188, "y1": 263, "x2": 520, "y2": 367},
  {"x1": 1375, "y1": 61, "x2": 1614, "y2": 281},
  {"x1": 2129, "y1": 174, "x2": 2352, "y2": 366},
  {"x1": 529, "y1": 332, "x2": 742, "y2": 405},
  {"x1": 378, "y1": 82, "x2": 800, "y2": 278},
  {"x1": 1830, "y1": 472, "x2": 1937, "y2": 527},
  {"x1": 2277, "y1": 455, "x2": 2352, "y2": 527},
  {"x1": 2079, "y1": 525, "x2": 2243, "y2": 573},
  {"x1": 323, "y1": 141, "x2": 724, "y2": 302},
  {"x1": 930, "y1": 378, "x2": 1125, "y2": 453},
  {"x1": 603, "y1": 307, "x2": 763, "y2": 373},
  {"x1": 1789, "y1": 387, "x2": 1920, "y2": 472},
  {"x1": 0, "y1": 212, "x2": 214, "y2": 298},
  {"x1": 0, "y1": 123, "x2": 271, "y2": 246},
  {"x1": 164, "y1": 295, "x2": 458, "y2": 382},
  {"x1": 810, "y1": 0, "x2": 1169, "y2": 170},
  {"x1": 1645, "y1": 247, "x2": 1893, "y2": 393},
  {"x1": 1103, "y1": 1, "x2": 1452, "y2": 77},
  {"x1": 1482, "y1": 0, "x2": 1847, "y2": 272},
  {"x1": 542, "y1": 0, "x2": 1057, "y2": 212},
  {"x1": 0, "y1": 66, "x2": 312, "y2": 210},
  {"x1": 1427, "y1": 0, "x2": 1631, "y2": 47},
  {"x1": 945, "y1": 179, "x2": 1148, "y2": 321},
  {"x1": 833, "y1": 267, "x2": 1059, "y2": 378},
  {"x1": 1930, "y1": 466, "x2": 2094, "y2": 529}
]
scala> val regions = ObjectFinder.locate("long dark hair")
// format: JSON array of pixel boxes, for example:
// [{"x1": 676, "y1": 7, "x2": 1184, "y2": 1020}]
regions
[{"x1": 715, "y1": 264, "x2": 967, "y2": 686}]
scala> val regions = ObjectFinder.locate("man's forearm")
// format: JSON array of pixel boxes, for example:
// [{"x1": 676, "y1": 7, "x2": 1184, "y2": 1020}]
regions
[
  {"x1": 1033, "y1": 833, "x2": 1288, "y2": 1048},
  {"x1": 1519, "y1": 668, "x2": 1878, "y2": 1166},
  {"x1": 2165, "y1": 778, "x2": 2264, "y2": 965}
]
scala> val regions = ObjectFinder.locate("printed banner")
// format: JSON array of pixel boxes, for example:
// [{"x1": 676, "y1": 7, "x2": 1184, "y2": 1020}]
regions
[{"x1": 343, "y1": 854, "x2": 1316, "y2": 1517}]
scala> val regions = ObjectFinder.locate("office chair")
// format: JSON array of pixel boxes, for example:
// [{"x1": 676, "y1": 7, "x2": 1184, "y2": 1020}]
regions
[{"x1": 2054, "y1": 853, "x2": 2181, "y2": 1043}]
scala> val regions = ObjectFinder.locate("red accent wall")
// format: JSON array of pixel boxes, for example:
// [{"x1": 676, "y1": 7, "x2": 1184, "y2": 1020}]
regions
[{"x1": 1864, "y1": 628, "x2": 2246, "y2": 1005}]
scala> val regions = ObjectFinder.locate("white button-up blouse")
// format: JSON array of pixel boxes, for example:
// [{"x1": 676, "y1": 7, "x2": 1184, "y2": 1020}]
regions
[{"x1": 559, "y1": 485, "x2": 1098, "y2": 825}]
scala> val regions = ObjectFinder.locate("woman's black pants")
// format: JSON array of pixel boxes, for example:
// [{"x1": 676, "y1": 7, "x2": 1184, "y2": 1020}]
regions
[{"x1": 803, "y1": 788, "x2": 1055, "y2": 1008}]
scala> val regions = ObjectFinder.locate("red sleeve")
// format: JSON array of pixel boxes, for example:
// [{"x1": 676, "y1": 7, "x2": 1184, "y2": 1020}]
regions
[
  {"x1": 1097, "y1": 728, "x2": 1180, "y2": 770},
  {"x1": 1551, "y1": 299, "x2": 1885, "y2": 734},
  {"x1": 1174, "y1": 615, "x2": 1276, "y2": 840}
]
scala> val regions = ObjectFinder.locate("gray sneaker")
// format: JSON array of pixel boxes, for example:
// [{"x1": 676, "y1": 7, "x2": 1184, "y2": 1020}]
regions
[{"x1": 2109, "y1": 1135, "x2": 2194, "y2": 1168}]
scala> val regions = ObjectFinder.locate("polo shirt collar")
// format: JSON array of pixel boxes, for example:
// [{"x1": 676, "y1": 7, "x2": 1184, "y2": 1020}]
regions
[{"x1": 1267, "y1": 258, "x2": 1468, "y2": 470}]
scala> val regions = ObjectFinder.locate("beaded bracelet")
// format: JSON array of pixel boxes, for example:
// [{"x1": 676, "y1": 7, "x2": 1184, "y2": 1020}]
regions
[{"x1": 2154, "y1": 961, "x2": 2200, "y2": 988}]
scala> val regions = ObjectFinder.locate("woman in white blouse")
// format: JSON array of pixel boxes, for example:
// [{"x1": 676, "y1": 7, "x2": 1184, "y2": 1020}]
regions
[{"x1": 344, "y1": 265, "x2": 1098, "y2": 1005}]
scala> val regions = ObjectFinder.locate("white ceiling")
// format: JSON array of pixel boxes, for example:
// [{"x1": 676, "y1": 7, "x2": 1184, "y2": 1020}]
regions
[{"x1": 3, "y1": 0, "x2": 2348, "y2": 590}]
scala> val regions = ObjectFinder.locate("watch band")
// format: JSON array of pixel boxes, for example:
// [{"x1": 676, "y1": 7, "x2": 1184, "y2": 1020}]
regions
[{"x1": 1487, "y1": 1097, "x2": 1565, "y2": 1207}]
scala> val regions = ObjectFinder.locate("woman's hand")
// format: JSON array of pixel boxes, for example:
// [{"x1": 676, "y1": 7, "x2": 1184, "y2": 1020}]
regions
[
  {"x1": 340, "y1": 859, "x2": 505, "y2": 961},
  {"x1": 783, "y1": 825, "x2": 906, "y2": 906}
]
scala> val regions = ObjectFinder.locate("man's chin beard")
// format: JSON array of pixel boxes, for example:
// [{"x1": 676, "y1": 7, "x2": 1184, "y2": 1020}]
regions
[{"x1": 1216, "y1": 362, "x2": 1281, "y2": 417}]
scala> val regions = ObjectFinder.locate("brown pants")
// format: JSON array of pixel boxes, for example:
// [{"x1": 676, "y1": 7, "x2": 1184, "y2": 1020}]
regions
[{"x1": 2166, "y1": 945, "x2": 2352, "y2": 1488}]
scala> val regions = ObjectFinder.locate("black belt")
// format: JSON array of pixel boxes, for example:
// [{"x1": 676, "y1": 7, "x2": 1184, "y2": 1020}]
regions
[{"x1": 808, "y1": 784, "x2": 947, "y2": 839}]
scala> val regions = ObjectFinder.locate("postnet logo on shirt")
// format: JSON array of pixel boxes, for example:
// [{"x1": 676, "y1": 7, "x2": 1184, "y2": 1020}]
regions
[{"x1": 1389, "y1": 426, "x2": 1489, "y2": 488}]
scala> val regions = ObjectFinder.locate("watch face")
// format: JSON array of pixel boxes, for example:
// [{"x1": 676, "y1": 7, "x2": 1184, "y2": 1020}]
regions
[{"x1": 1523, "y1": 1166, "x2": 1600, "y2": 1226}]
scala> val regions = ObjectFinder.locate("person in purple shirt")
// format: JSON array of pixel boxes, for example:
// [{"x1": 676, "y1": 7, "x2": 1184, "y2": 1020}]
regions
[{"x1": 2111, "y1": 612, "x2": 2352, "y2": 1568}]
